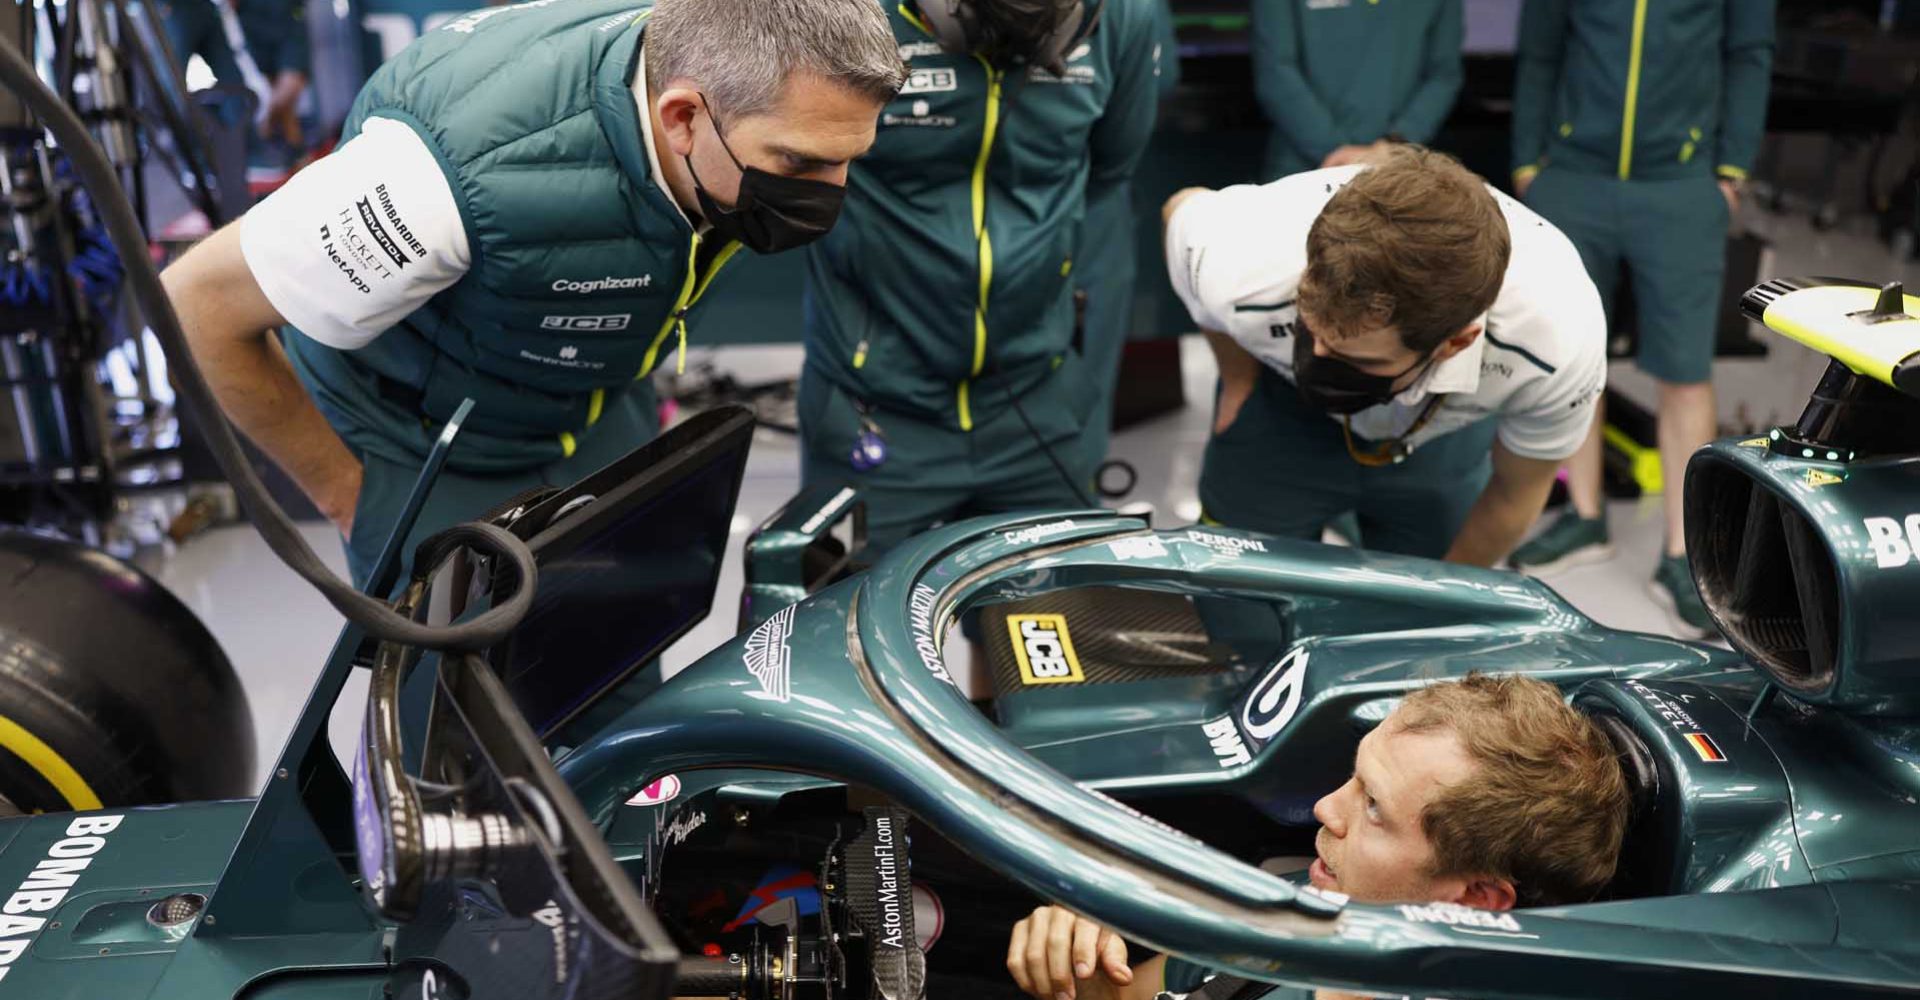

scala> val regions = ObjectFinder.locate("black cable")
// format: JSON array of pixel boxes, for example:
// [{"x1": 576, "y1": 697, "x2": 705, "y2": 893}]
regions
[
  {"x1": 996, "y1": 376, "x2": 1097, "y2": 509},
  {"x1": 0, "y1": 29, "x2": 535, "y2": 650}
]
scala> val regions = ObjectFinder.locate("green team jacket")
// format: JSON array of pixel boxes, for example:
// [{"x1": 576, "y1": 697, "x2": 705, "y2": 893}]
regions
[
  {"x1": 1512, "y1": 0, "x2": 1776, "y2": 184},
  {"x1": 1252, "y1": 0, "x2": 1463, "y2": 179},
  {"x1": 802, "y1": 0, "x2": 1161, "y2": 431}
]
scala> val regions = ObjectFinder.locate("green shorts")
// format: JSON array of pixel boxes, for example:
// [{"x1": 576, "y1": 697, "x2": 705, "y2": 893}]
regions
[
  {"x1": 1198, "y1": 366, "x2": 1497, "y2": 559},
  {"x1": 1523, "y1": 168, "x2": 1729, "y2": 385}
]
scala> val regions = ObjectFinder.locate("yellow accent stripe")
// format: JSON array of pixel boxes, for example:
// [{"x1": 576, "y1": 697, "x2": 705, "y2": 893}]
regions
[
  {"x1": 641, "y1": 233, "x2": 703, "y2": 380},
  {"x1": 587, "y1": 388, "x2": 605, "y2": 427},
  {"x1": 1619, "y1": 0, "x2": 1648, "y2": 179},
  {"x1": 974, "y1": 231, "x2": 992, "y2": 373},
  {"x1": 959, "y1": 59, "x2": 1004, "y2": 433},
  {"x1": 896, "y1": 1, "x2": 933, "y2": 36},
  {"x1": 639, "y1": 235, "x2": 741, "y2": 380},
  {"x1": 0, "y1": 713, "x2": 101, "y2": 810},
  {"x1": 559, "y1": 431, "x2": 577, "y2": 458},
  {"x1": 1512, "y1": 164, "x2": 1541, "y2": 185},
  {"x1": 1762, "y1": 286, "x2": 1920, "y2": 387},
  {"x1": 1601, "y1": 423, "x2": 1662, "y2": 495},
  {"x1": 1717, "y1": 164, "x2": 1749, "y2": 180}
]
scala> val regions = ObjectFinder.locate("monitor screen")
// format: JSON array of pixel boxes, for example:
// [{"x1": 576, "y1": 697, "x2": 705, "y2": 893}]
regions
[{"x1": 492, "y1": 408, "x2": 753, "y2": 737}]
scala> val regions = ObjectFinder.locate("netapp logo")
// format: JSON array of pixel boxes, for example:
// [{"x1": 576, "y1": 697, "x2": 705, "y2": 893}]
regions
[
  {"x1": 541, "y1": 314, "x2": 631, "y2": 332},
  {"x1": 0, "y1": 815, "x2": 122, "y2": 983},
  {"x1": 552, "y1": 275, "x2": 653, "y2": 294}
]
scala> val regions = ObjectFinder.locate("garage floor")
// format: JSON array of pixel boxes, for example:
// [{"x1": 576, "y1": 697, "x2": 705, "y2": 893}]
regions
[{"x1": 144, "y1": 207, "x2": 1920, "y2": 790}]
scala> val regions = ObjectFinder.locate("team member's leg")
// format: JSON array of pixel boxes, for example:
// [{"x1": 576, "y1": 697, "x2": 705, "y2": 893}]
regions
[
  {"x1": 1350, "y1": 418, "x2": 1498, "y2": 559},
  {"x1": 1197, "y1": 366, "x2": 1358, "y2": 542},
  {"x1": 344, "y1": 453, "x2": 549, "y2": 591},
  {"x1": 797, "y1": 366, "x2": 969, "y2": 558},
  {"x1": 1625, "y1": 175, "x2": 1728, "y2": 634},
  {"x1": 1511, "y1": 169, "x2": 1623, "y2": 573},
  {"x1": 964, "y1": 355, "x2": 1107, "y2": 520}
]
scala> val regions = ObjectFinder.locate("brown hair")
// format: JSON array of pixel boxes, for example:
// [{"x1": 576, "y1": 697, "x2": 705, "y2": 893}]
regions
[
  {"x1": 1393, "y1": 674, "x2": 1629, "y2": 907},
  {"x1": 1298, "y1": 145, "x2": 1512, "y2": 354}
]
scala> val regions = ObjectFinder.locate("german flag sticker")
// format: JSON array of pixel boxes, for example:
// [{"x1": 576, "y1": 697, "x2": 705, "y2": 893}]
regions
[
  {"x1": 1684, "y1": 732, "x2": 1727, "y2": 763},
  {"x1": 1008, "y1": 614, "x2": 1085, "y2": 685}
]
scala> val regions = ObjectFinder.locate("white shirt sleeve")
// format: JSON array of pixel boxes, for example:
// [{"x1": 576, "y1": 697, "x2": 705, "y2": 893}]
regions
[
  {"x1": 1163, "y1": 188, "x2": 1239, "y2": 334},
  {"x1": 240, "y1": 116, "x2": 471, "y2": 350},
  {"x1": 1496, "y1": 325, "x2": 1607, "y2": 460}
]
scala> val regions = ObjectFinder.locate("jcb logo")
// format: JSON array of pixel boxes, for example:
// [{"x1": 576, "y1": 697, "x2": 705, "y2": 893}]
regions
[
  {"x1": 541, "y1": 313, "x2": 631, "y2": 331},
  {"x1": 1009, "y1": 614, "x2": 1084, "y2": 685}
]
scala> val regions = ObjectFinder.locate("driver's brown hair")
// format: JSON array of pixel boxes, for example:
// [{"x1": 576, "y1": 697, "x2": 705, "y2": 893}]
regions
[
  {"x1": 1298, "y1": 145, "x2": 1512, "y2": 354},
  {"x1": 1394, "y1": 674, "x2": 1629, "y2": 906}
]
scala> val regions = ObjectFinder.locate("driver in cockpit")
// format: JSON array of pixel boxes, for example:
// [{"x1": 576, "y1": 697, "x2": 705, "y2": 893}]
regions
[{"x1": 1005, "y1": 674, "x2": 1630, "y2": 1000}]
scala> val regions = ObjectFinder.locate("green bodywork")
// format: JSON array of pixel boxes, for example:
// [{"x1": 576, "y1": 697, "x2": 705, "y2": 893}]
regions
[{"x1": 4, "y1": 280, "x2": 1920, "y2": 998}]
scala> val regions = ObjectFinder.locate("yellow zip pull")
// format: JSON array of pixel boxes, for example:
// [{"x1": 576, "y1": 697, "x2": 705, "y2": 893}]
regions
[{"x1": 853, "y1": 339, "x2": 869, "y2": 368}]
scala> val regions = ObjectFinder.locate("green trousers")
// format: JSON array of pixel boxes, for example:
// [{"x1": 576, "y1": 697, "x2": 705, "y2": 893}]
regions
[
  {"x1": 345, "y1": 390, "x2": 659, "y2": 591},
  {"x1": 798, "y1": 356, "x2": 1104, "y2": 559},
  {"x1": 1198, "y1": 366, "x2": 1497, "y2": 559}
]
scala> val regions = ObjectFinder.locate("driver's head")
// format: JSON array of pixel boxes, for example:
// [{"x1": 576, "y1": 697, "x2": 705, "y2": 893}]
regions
[
  {"x1": 645, "y1": 0, "x2": 906, "y2": 250},
  {"x1": 1310, "y1": 675, "x2": 1628, "y2": 911}
]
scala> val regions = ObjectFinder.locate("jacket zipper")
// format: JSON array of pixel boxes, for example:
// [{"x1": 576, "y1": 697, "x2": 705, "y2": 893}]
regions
[
  {"x1": 559, "y1": 231, "x2": 738, "y2": 458},
  {"x1": 1618, "y1": 0, "x2": 1649, "y2": 180},
  {"x1": 958, "y1": 57, "x2": 1004, "y2": 432}
]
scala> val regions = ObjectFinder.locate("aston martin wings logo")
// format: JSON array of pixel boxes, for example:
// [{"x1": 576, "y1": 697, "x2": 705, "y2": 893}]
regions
[{"x1": 744, "y1": 604, "x2": 796, "y2": 702}]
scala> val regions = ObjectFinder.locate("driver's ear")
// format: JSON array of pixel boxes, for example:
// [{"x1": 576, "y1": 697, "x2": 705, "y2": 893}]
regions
[
  {"x1": 654, "y1": 85, "x2": 702, "y2": 158},
  {"x1": 1433, "y1": 322, "x2": 1483, "y2": 363},
  {"x1": 1453, "y1": 876, "x2": 1518, "y2": 912}
]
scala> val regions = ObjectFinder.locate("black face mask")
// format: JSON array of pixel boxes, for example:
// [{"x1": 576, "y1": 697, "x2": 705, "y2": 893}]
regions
[
  {"x1": 1291, "y1": 324, "x2": 1436, "y2": 416},
  {"x1": 684, "y1": 98, "x2": 845, "y2": 254}
]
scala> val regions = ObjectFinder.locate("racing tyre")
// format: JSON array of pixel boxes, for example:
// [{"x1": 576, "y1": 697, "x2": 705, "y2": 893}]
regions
[{"x1": 0, "y1": 530, "x2": 255, "y2": 814}]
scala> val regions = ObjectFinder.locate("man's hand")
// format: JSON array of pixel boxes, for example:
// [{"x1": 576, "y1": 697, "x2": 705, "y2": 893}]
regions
[
  {"x1": 1320, "y1": 141, "x2": 1390, "y2": 169},
  {"x1": 1205, "y1": 331, "x2": 1260, "y2": 436},
  {"x1": 1214, "y1": 369, "x2": 1255, "y2": 435},
  {"x1": 323, "y1": 461, "x2": 364, "y2": 541},
  {"x1": 1718, "y1": 178, "x2": 1740, "y2": 216},
  {"x1": 1007, "y1": 906, "x2": 1133, "y2": 1000},
  {"x1": 261, "y1": 70, "x2": 308, "y2": 147}
]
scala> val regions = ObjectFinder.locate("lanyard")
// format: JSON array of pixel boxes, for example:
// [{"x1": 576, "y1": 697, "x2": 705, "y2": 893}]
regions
[{"x1": 1341, "y1": 395, "x2": 1446, "y2": 467}]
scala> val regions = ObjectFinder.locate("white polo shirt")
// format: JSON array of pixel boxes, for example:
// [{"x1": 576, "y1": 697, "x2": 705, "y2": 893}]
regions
[{"x1": 1165, "y1": 165, "x2": 1607, "y2": 461}]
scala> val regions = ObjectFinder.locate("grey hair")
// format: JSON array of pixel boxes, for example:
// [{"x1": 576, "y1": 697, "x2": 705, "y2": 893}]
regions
[{"x1": 645, "y1": 0, "x2": 906, "y2": 118}]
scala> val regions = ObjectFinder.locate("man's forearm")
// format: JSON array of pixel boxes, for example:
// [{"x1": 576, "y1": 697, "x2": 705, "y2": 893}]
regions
[
  {"x1": 163, "y1": 232, "x2": 363, "y2": 531},
  {"x1": 1205, "y1": 330, "x2": 1259, "y2": 388},
  {"x1": 1444, "y1": 480, "x2": 1549, "y2": 567}
]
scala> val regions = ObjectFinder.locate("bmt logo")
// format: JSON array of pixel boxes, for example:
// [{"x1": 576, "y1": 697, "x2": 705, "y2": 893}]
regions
[
  {"x1": 1009, "y1": 613, "x2": 1084, "y2": 685},
  {"x1": 558, "y1": 345, "x2": 579, "y2": 360},
  {"x1": 1864, "y1": 514, "x2": 1920, "y2": 568}
]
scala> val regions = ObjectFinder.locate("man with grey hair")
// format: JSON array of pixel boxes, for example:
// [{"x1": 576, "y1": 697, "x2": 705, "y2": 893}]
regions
[{"x1": 162, "y1": 0, "x2": 904, "y2": 584}]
